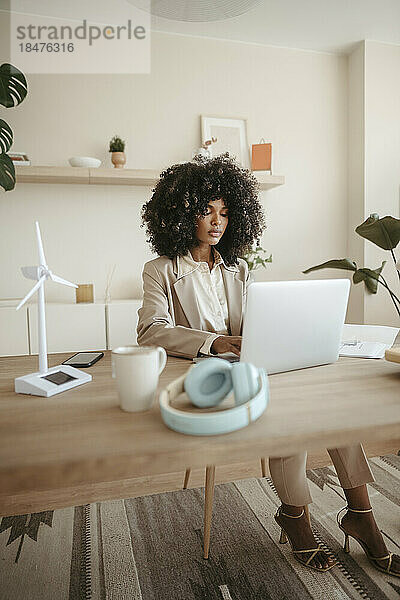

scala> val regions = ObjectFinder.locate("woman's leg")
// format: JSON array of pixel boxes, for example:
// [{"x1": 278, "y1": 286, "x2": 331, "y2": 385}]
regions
[
  {"x1": 269, "y1": 453, "x2": 312, "y2": 506},
  {"x1": 328, "y1": 446, "x2": 400, "y2": 574},
  {"x1": 327, "y1": 446, "x2": 374, "y2": 489},
  {"x1": 269, "y1": 454, "x2": 334, "y2": 570},
  {"x1": 270, "y1": 446, "x2": 399, "y2": 574}
]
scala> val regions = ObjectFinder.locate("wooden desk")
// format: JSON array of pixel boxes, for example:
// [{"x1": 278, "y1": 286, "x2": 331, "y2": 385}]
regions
[{"x1": 1, "y1": 350, "x2": 399, "y2": 510}]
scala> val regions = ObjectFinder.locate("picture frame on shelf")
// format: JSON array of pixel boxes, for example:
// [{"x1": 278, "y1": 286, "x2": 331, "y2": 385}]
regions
[{"x1": 201, "y1": 116, "x2": 250, "y2": 168}]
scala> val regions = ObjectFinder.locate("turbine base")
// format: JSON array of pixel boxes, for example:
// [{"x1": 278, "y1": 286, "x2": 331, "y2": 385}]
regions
[{"x1": 15, "y1": 365, "x2": 92, "y2": 397}]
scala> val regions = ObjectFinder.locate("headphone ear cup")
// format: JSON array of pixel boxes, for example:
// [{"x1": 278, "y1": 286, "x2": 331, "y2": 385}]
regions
[
  {"x1": 231, "y1": 362, "x2": 260, "y2": 406},
  {"x1": 184, "y1": 358, "x2": 233, "y2": 408}
]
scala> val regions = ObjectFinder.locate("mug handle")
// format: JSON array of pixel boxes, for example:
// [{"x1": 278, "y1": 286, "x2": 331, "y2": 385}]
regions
[{"x1": 158, "y1": 347, "x2": 167, "y2": 374}]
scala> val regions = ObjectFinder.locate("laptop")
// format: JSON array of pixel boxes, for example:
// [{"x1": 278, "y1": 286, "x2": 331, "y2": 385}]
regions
[{"x1": 240, "y1": 279, "x2": 350, "y2": 374}]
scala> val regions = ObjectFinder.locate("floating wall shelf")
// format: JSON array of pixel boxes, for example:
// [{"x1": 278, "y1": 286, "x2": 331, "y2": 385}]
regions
[{"x1": 15, "y1": 166, "x2": 285, "y2": 190}]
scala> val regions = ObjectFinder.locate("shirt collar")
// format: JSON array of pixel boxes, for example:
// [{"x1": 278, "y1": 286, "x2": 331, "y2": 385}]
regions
[{"x1": 176, "y1": 248, "x2": 238, "y2": 279}]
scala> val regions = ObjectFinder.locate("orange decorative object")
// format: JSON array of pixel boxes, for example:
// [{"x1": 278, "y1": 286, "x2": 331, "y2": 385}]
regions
[{"x1": 251, "y1": 141, "x2": 272, "y2": 172}]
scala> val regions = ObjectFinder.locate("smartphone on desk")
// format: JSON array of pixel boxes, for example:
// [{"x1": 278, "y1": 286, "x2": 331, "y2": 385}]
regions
[
  {"x1": 62, "y1": 351, "x2": 104, "y2": 368},
  {"x1": 193, "y1": 352, "x2": 240, "y2": 364}
]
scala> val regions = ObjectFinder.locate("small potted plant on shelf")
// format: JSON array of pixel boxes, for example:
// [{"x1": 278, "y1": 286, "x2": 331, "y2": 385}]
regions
[{"x1": 109, "y1": 135, "x2": 126, "y2": 169}]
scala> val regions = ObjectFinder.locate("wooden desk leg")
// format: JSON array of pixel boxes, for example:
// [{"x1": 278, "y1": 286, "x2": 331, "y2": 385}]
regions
[
  {"x1": 260, "y1": 458, "x2": 267, "y2": 477},
  {"x1": 183, "y1": 468, "x2": 191, "y2": 489},
  {"x1": 203, "y1": 465, "x2": 216, "y2": 559}
]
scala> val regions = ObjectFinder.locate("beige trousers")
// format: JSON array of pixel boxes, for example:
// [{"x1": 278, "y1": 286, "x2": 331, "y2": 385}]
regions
[{"x1": 269, "y1": 444, "x2": 375, "y2": 506}]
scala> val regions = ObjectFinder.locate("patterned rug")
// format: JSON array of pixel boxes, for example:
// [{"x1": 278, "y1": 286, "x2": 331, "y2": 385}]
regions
[{"x1": 1, "y1": 455, "x2": 400, "y2": 600}]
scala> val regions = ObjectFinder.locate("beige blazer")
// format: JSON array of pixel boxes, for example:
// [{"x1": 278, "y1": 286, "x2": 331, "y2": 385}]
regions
[{"x1": 136, "y1": 254, "x2": 249, "y2": 359}]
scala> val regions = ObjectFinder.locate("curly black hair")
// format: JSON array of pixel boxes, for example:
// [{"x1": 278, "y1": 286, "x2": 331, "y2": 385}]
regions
[{"x1": 141, "y1": 153, "x2": 266, "y2": 266}]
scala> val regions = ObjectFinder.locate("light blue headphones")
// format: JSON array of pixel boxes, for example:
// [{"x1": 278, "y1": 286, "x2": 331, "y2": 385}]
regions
[{"x1": 159, "y1": 358, "x2": 269, "y2": 436}]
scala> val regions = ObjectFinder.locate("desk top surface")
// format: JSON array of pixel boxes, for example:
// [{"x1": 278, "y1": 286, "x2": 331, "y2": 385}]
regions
[{"x1": 0, "y1": 351, "x2": 399, "y2": 494}]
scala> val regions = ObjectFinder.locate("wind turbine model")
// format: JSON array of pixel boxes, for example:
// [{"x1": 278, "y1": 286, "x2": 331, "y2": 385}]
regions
[{"x1": 14, "y1": 222, "x2": 92, "y2": 397}]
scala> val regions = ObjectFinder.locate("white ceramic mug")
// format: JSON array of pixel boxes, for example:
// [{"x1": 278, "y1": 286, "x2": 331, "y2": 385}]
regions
[{"x1": 112, "y1": 345, "x2": 167, "y2": 412}]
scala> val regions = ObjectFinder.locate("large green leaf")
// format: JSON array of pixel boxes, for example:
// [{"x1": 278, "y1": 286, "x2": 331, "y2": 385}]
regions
[
  {"x1": 355, "y1": 214, "x2": 400, "y2": 250},
  {"x1": 0, "y1": 63, "x2": 28, "y2": 108},
  {"x1": 0, "y1": 153, "x2": 16, "y2": 191},
  {"x1": 303, "y1": 258, "x2": 357, "y2": 274},
  {"x1": 0, "y1": 119, "x2": 13, "y2": 153},
  {"x1": 353, "y1": 262, "x2": 386, "y2": 293}
]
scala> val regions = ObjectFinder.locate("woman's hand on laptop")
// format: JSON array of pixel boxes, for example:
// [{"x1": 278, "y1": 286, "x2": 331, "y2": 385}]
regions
[{"x1": 211, "y1": 336, "x2": 242, "y2": 356}]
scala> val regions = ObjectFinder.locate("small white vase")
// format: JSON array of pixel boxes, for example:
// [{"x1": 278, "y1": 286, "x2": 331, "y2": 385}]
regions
[{"x1": 192, "y1": 147, "x2": 211, "y2": 159}]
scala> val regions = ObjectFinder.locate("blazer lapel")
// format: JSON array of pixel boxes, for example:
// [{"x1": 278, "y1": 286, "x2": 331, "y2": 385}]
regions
[
  {"x1": 173, "y1": 276, "x2": 203, "y2": 330},
  {"x1": 222, "y1": 268, "x2": 244, "y2": 336}
]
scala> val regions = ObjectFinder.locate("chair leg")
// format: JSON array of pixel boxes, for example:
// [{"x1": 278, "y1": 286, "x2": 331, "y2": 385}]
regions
[
  {"x1": 183, "y1": 468, "x2": 191, "y2": 489},
  {"x1": 203, "y1": 465, "x2": 216, "y2": 559},
  {"x1": 304, "y1": 504, "x2": 311, "y2": 526},
  {"x1": 260, "y1": 458, "x2": 267, "y2": 477}
]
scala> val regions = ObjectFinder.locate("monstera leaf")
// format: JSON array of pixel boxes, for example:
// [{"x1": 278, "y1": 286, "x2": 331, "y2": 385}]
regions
[
  {"x1": 0, "y1": 153, "x2": 15, "y2": 191},
  {"x1": 0, "y1": 118, "x2": 13, "y2": 153},
  {"x1": 0, "y1": 63, "x2": 28, "y2": 108},
  {"x1": 303, "y1": 258, "x2": 357, "y2": 274},
  {"x1": 0, "y1": 63, "x2": 28, "y2": 191},
  {"x1": 304, "y1": 214, "x2": 400, "y2": 319},
  {"x1": 353, "y1": 262, "x2": 386, "y2": 293},
  {"x1": 356, "y1": 214, "x2": 400, "y2": 250},
  {"x1": 303, "y1": 258, "x2": 386, "y2": 294}
]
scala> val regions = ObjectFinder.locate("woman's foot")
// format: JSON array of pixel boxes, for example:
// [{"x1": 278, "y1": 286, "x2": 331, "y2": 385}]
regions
[
  {"x1": 340, "y1": 508, "x2": 400, "y2": 575},
  {"x1": 276, "y1": 505, "x2": 336, "y2": 571}
]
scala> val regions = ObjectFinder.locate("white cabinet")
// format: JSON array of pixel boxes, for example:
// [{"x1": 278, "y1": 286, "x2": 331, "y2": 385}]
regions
[
  {"x1": 0, "y1": 303, "x2": 29, "y2": 356},
  {"x1": 28, "y1": 303, "x2": 107, "y2": 354},
  {"x1": 106, "y1": 300, "x2": 142, "y2": 349},
  {"x1": 0, "y1": 300, "x2": 143, "y2": 356}
]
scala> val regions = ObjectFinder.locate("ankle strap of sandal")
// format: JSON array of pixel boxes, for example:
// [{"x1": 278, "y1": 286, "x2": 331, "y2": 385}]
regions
[
  {"x1": 337, "y1": 504, "x2": 373, "y2": 526},
  {"x1": 279, "y1": 508, "x2": 305, "y2": 519}
]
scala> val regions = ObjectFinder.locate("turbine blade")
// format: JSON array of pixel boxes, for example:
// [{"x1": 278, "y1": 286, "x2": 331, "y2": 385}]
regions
[
  {"x1": 21, "y1": 266, "x2": 40, "y2": 280},
  {"x1": 50, "y1": 273, "x2": 78, "y2": 288},
  {"x1": 16, "y1": 275, "x2": 46, "y2": 310},
  {"x1": 35, "y1": 221, "x2": 47, "y2": 267}
]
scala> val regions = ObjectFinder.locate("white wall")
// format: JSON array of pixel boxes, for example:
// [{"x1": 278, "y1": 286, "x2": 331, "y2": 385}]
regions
[
  {"x1": 364, "y1": 41, "x2": 400, "y2": 325},
  {"x1": 1, "y1": 30, "x2": 348, "y2": 304},
  {"x1": 347, "y1": 42, "x2": 365, "y2": 323},
  {"x1": 347, "y1": 40, "x2": 400, "y2": 326}
]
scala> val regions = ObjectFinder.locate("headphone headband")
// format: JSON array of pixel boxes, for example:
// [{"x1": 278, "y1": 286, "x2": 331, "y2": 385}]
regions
[{"x1": 159, "y1": 368, "x2": 268, "y2": 436}]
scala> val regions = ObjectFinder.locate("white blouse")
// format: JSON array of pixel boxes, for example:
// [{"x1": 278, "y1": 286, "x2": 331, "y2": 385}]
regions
[{"x1": 177, "y1": 248, "x2": 229, "y2": 354}]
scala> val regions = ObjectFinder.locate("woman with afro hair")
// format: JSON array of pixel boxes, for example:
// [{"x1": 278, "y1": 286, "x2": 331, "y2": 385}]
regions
[
  {"x1": 137, "y1": 153, "x2": 265, "y2": 358},
  {"x1": 137, "y1": 154, "x2": 400, "y2": 577}
]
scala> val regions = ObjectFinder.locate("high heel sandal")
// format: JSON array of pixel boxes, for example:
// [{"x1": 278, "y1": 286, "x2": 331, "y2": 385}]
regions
[
  {"x1": 274, "y1": 507, "x2": 336, "y2": 572},
  {"x1": 337, "y1": 506, "x2": 399, "y2": 578}
]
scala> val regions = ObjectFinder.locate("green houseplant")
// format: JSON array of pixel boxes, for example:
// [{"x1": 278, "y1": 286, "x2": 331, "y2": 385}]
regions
[
  {"x1": 303, "y1": 214, "x2": 400, "y2": 319},
  {"x1": 0, "y1": 63, "x2": 28, "y2": 191},
  {"x1": 242, "y1": 245, "x2": 272, "y2": 280},
  {"x1": 109, "y1": 135, "x2": 126, "y2": 169}
]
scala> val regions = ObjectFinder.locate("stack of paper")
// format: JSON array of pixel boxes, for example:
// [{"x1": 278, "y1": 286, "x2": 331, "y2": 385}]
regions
[{"x1": 340, "y1": 324, "x2": 399, "y2": 359}]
